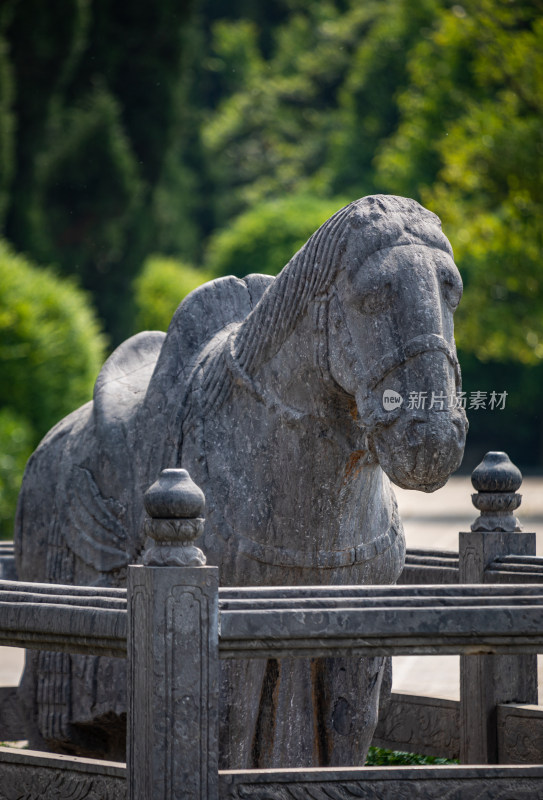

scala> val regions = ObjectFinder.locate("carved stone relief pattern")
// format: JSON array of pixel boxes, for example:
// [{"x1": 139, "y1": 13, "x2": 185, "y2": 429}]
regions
[
  {"x1": 220, "y1": 775, "x2": 543, "y2": 800},
  {"x1": 0, "y1": 765, "x2": 126, "y2": 800},
  {"x1": 499, "y1": 711, "x2": 543, "y2": 764},
  {"x1": 374, "y1": 697, "x2": 459, "y2": 758}
]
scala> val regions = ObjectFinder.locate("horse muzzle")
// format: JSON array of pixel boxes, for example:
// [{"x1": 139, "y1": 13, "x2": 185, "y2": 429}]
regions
[
  {"x1": 355, "y1": 334, "x2": 468, "y2": 492},
  {"x1": 368, "y1": 406, "x2": 468, "y2": 492}
]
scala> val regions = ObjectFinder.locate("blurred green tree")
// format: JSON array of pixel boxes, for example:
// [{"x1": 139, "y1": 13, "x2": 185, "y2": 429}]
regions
[
  {"x1": 202, "y1": 4, "x2": 376, "y2": 225},
  {"x1": 376, "y1": 0, "x2": 543, "y2": 364},
  {"x1": 0, "y1": 239, "x2": 105, "y2": 438},
  {"x1": 1, "y1": 0, "x2": 193, "y2": 344},
  {"x1": 327, "y1": 0, "x2": 444, "y2": 198}
]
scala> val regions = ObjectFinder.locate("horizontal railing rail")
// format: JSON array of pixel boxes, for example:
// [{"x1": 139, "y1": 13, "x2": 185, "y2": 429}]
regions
[
  {"x1": 219, "y1": 585, "x2": 543, "y2": 658},
  {"x1": 0, "y1": 579, "x2": 127, "y2": 656},
  {"x1": 4, "y1": 579, "x2": 543, "y2": 659}
]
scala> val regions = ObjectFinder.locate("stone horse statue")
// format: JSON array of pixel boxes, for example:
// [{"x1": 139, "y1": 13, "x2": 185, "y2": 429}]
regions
[{"x1": 15, "y1": 195, "x2": 467, "y2": 766}]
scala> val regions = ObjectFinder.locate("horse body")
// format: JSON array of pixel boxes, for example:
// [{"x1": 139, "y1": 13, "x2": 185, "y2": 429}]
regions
[
  {"x1": 15, "y1": 195, "x2": 467, "y2": 765},
  {"x1": 181, "y1": 311, "x2": 404, "y2": 590}
]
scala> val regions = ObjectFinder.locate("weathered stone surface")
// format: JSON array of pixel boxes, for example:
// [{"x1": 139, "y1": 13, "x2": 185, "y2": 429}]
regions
[
  {"x1": 218, "y1": 586, "x2": 543, "y2": 658},
  {"x1": 373, "y1": 692, "x2": 460, "y2": 758},
  {"x1": 128, "y1": 471, "x2": 219, "y2": 800},
  {"x1": 128, "y1": 565, "x2": 219, "y2": 800},
  {"x1": 0, "y1": 686, "x2": 26, "y2": 741},
  {"x1": 397, "y1": 549, "x2": 459, "y2": 583},
  {"x1": 498, "y1": 703, "x2": 543, "y2": 764},
  {"x1": 374, "y1": 694, "x2": 543, "y2": 765},
  {"x1": 471, "y1": 451, "x2": 523, "y2": 532},
  {"x1": 141, "y1": 469, "x2": 207, "y2": 567},
  {"x1": 14, "y1": 195, "x2": 466, "y2": 764},
  {"x1": 0, "y1": 581, "x2": 126, "y2": 656},
  {"x1": 0, "y1": 747, "x2": 126, "y2": 799},
  {"x1": 219, "y1": 765, "x2": 543, "y2": 799}
]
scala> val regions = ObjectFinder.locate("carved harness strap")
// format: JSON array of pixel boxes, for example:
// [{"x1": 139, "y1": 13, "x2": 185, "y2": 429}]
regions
[
  {"x1": 365, "y1": 333, "x2": 461, "y2": 393},
  {"x1": 233, "y1": 497, "x2": 402, "y2": 568},
  {"x1": 325, "y1": 286, "x2": 462, "y2": 430}
]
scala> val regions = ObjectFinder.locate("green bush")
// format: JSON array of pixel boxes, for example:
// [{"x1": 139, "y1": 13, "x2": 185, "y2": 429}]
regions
[
  {"x1": 204, "y1": 194, "x2": 349, "y2": 279},
  {"x1": 0, "y1": 240, "x2": 106, "y2": 537},
  {"x1": 0, "y1": 409, "x2": 33, "y2": 539},
  {"x1": 0, "y1": 240, "x2": 106, "y2": 440},
  {"x1": 133, "y1": 255, "x2": 213, "y2": 332}
]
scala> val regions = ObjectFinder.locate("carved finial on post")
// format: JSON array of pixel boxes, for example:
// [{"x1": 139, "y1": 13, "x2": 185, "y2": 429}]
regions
[
  {"x1": 460, "y1": 451, "x2": 537, "y2": 766},
  {"x1": 470, "y1": 451, "x2": 522, "y2": 532},
  {"x1": 142, "y1": 468, "x2": 206, "y2": 566},
  {"x1": 129, "y1": 468, "x2": 219, "y2": 800}
]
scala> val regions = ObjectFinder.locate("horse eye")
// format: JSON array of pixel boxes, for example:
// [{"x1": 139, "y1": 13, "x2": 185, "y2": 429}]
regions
[
  {"x1": 357, "y1": 282, "x2": 392, "y2": 314},
  {"x1": 359, "y1": 289, "x2": 388, "y2": 314},
  {"x1": 441, "y1": 269, "x2": 463, "y2": 309}
]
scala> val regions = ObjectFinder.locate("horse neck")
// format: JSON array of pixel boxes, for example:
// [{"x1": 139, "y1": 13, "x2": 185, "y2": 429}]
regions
[{"x1": 228, "y1": 294, "x2": 336, "y2": 422}]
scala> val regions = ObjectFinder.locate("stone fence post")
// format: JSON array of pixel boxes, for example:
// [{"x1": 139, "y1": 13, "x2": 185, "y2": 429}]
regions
[
  {"x1": 459, "y1": 451, "x2": 538, "y2": 763},
  {"x1": 128, "y1": 469, "x2": 219, "y2": 800}
]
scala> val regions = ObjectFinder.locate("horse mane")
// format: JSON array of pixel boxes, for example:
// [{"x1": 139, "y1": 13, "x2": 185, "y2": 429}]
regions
[{"x1": 233, "y1": 194, "x2": 446, "y2": 376}]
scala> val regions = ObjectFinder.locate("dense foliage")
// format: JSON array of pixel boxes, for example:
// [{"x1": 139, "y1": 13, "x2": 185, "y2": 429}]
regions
[
  {"x1": 375, "y1": 0, "x2": 543, "y2": 365},
  {"x1": 0, "y1": 240, "x2": 105, "y2": 536},
  {"x1": 0, "y1": 408, "x2": 32, "y2": 540},
  {"x1": 0, "y1": 0, "x2": 192, "y2": 344}
]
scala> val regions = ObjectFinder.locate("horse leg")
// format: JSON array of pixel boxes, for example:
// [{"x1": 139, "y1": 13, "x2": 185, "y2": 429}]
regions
[{"x1": 220, "y1": 654, "x2": 387, "y2": 768}]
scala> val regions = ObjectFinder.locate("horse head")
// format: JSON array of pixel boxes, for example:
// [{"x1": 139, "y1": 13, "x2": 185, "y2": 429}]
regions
[{"x1": 327, "y1": 195, "x2": 467, "y2": 491}]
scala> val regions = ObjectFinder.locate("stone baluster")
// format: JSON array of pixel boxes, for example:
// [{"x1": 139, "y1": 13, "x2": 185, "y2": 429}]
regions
[
  {"x1": 128, "y1": 469, "x2": 219, "y2": 800},
  {"x1": 459, "y1": 451, "x2": 537, "y2": 764}
]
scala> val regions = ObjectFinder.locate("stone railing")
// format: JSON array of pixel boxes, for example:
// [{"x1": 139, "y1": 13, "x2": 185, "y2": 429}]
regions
[{"x1": 1, "y1": 453, "x2": 543, "y2": 798}]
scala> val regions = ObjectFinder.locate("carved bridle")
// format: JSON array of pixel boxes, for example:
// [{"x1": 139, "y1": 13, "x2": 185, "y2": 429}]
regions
[{"x1": 320, "y1": 287, "x2": 462, "y2": 431}]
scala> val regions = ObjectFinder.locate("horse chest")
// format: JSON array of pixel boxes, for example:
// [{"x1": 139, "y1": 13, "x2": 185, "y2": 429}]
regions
[{"x1": 182, "y1": 396, "x2": 398, "y2": 582}]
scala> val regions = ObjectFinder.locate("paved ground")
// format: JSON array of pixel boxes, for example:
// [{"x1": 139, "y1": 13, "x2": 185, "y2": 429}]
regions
[{"x1": 2, "y1": 475, "x2": 543, "y2": 699}]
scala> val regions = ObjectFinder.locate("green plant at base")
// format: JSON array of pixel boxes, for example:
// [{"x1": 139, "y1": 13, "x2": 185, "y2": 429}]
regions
[{"x1": 366, "y1": 746, "x2": 458, "y2": 766}]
